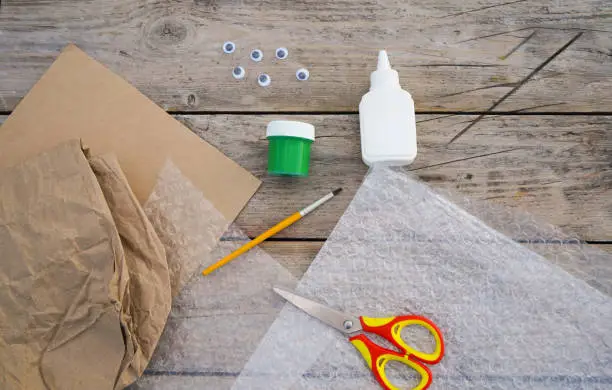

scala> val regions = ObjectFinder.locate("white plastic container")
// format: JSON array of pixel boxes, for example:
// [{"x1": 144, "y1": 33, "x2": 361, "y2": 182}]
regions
[{"x1": 359, "y1": 50, "x2": 417, "y2": 166}]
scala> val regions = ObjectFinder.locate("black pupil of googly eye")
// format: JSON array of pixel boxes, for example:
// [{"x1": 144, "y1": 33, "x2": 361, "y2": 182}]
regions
[
  {"x1": 233, "y1": 67, "x2": 241, "y2": 75},
  {"x1": 298, "y1": 72, "x2": 306, "y2": 80},
  {"x1": 259, "y1": 75, "x2": 267, "y2": 82},
  {"x1": 225, "y1": 43, "x2": 233, "y2": 51},
  {"x1": 277, "y1": 50, "x2": 286, "y2": 58},
  {"x1": 252, "y1": 51, "x2": 260, "y2": 58}
]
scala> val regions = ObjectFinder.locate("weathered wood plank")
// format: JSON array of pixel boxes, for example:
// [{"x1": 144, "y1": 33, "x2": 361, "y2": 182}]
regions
[
  {"x1": 241, "y1": 241, "x2": 612, "y2": 280},
  {"x1": 263, "y1": 242, "x2": 612, "y2": 294},
  {"x1": 176, "y1": 114, "x2": 612, "y2": 241},
  {"x1": 132, "y1": 375, "x2": 236, "y2": 390},
  {"x1": 259, "y1": 241, "x2": 323, "y2": 278},
  {"x1": 1, "y1": 0, "x2": 610, "y2": 112},
  {"x1": 1, "y1": 114, "x2": 610, "y2": 239}
]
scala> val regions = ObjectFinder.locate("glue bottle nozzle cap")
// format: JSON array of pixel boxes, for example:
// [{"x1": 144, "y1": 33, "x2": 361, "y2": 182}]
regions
[
  {"x1": 377, "y1": 50, "x2": 391, "y2": 70},
  {"x1": 370, "y1": 50, "x2": 400, "y2": 90}
]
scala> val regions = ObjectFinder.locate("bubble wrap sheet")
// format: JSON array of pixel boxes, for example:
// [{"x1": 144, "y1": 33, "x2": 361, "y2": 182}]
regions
[
  {"x1": 128, "y1": 161, "x2": 297, "y2": 389},
  {"x1": 234, "y1": 166, "x2": 612, "y2": 390},
  {"x1": 143, "y1": 161, "x2": 229, "y2": 296}
]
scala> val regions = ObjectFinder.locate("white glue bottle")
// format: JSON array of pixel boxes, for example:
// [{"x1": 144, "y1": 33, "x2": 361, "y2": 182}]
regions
[{"x1": 359, "y1": 50, "x2": 417, "y2": 166}]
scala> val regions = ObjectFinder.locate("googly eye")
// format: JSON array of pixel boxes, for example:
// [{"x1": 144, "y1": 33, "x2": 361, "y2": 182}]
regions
[
  {"x1": 257, "y1": 73, "x2": 271, "y2": 87},
  {"x1": 250, "y1": 49, "x2": 263, "y2": 62},
  {"x1": 232, "y1": 66, "x2": 245, "y2": 79},
  {"x1": 223, "y1": 41, "x2": 236, "y2": 54},
  {"x1": 275, "y1": 47, "x2": 289, "y2": 60},
  {"x1": 296, "y1": 68, "x2": 310, "y2": 81}
]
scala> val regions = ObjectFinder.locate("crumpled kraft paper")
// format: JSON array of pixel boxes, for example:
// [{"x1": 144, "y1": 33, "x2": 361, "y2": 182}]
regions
[{"x1": 0, "y1": 140, "x2": 172, "y2": 389}]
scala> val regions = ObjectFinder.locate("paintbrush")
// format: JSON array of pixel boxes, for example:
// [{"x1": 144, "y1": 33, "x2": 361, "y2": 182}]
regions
[{"x1": 202, "y1": 188, "x2": 342, "y2": 276}]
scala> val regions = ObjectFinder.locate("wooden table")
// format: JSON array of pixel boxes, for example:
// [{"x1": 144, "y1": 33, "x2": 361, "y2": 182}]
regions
[
  {"x1": 1, "y1": 0, "x2": 611, "y2": 387},
  {"x1": 3, "y1": 0, "x2": 611, "y2": 270}
]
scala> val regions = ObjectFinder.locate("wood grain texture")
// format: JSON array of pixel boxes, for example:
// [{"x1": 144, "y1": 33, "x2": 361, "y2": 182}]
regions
[
  {"x1": 175, "y1": 114, "x2": 612, "y2": 241},
  {"x1": 259, "y1": 241, "x2": 323, "y2": 278},
  {"x1": 1, "y1": 0, "x2": 611, "y2": 112},
  {"x1": 261, "y1": 242, "x2": 612, "y2": 296},
  {"x1": 256, "y1": 242, "x2": 612, "y2": 280},
  {"x1": 1, "y1": 113, "x2": 610, "y2": 239}
]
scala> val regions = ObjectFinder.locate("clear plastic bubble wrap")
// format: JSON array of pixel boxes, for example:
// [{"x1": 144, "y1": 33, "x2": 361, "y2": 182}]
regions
[
  {"x1": 234, "y1": 166, "x2": 612, "y2": 390},
  {"x1": 143, "y1": 161, "x2": 230, "y2": 296},
  {"x1": 132, "y1": 227, "x2": 297, "y2": 389},
  {"x1": 129, "y1": 161, "x2": 297, "y2": 389}
]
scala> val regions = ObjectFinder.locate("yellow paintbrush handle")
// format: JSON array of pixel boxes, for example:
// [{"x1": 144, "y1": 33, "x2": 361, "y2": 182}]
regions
[{"x1": 202, "y1": 212, "x2": 302, "y2": 276}]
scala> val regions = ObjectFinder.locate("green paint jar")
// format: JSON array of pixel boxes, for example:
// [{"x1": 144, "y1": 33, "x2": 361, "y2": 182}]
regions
[{"x1": 266, "y1": 121, "x2": 315, "y2": 177}]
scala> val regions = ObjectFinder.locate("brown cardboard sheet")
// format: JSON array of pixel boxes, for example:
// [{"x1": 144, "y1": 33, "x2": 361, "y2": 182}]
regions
[
  {"x1": 0, "y1": 44, "x2": 260, "y2": 221},
  {"x1": 0, "y1": 141, "x2": 172, "y2": 390}
]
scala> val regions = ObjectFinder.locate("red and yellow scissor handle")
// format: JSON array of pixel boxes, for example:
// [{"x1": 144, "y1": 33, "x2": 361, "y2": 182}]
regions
[{"x1": 349, "y1": 316, "x2": 444, "y2": 390}]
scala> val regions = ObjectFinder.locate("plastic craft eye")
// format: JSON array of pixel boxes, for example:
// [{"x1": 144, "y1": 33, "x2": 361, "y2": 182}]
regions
[
  {"x1": 232, "y1": 66, "x2": 245, "y2": 79},
  {"x1": 250, "y1": 49, "x2": 263, "y2": 62},
  {"x1": 296, "y1": 68, "x2": 310, "y2": 81},
  {"x1": 223, "y1": 41, "x2": 236, "y2": 54},
  {"x1": 258, "y1": 73, "x2": 271, "y2": 87},
  {"x1": 275, "y1": 47, "x2": 289, "y2": 60}
]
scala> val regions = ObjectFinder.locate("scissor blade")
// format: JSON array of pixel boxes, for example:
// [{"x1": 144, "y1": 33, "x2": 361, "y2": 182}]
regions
[{"x1": 273, "y1": 287, "x2": 361, "y2": 334}]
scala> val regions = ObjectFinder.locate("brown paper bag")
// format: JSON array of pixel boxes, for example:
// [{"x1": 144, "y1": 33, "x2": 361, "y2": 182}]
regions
[{"x1": 0, "y1": 141, "x2": 172, "y2": 389}]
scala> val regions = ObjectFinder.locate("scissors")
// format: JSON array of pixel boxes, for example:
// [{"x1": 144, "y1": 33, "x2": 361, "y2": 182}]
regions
[{"x1": 273, "y1": 287, "x2": 444, "y2": 390}]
